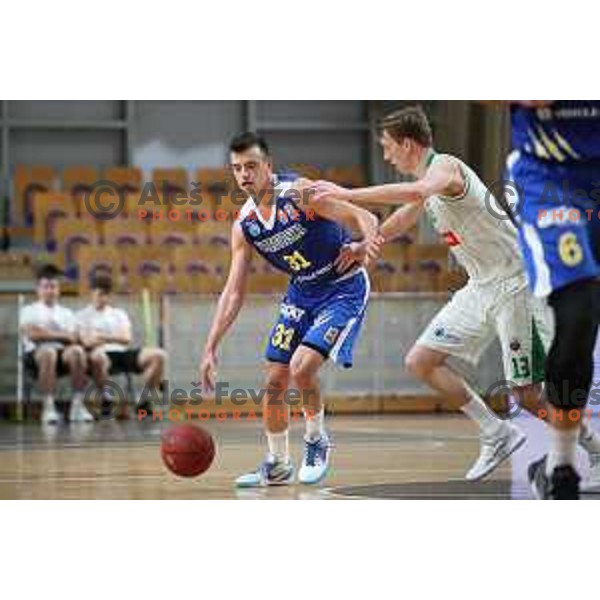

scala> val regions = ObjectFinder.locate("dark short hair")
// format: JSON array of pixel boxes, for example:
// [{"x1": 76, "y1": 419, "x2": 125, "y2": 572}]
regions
[
  {"x1": 35, "y1": 263, "x2": 63, "y2": 281},
  {"x1": 91, "y1": 274, "x2": 113, "y2": 294},
  {"x1": 229, "y1": 132, "x2": 270, "y2": 157},
  {"x1": 380, "y1": 105, "x2": 433, "y2": 147}
]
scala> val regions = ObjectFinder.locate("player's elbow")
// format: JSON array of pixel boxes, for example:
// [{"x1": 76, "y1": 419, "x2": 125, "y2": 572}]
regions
[{"x1": 353, "y1": 206, "x2": 379, "y2": 233}]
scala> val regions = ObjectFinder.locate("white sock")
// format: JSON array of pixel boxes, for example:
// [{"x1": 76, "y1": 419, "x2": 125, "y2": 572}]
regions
[
  {"x1": 460, "y1": 387, "x2": 504, "y2": 437},
  {"x1": 579, "y1": 416, "x2": 600, "y2": 454},
  {"x1": 267, "y1": 431, "x2": 289, "y2": 461},
  {"x1": 43, "y1": 394, "x2": 55, "y2": 409},
  {"x1": 304, "y1": 407, "x2": 325, "y2": 440},
  {"x1": 547, "y1": 426, "x2": 579, "y2": 475},
  {"x1": 71, "y1": 391, "x2": 84, "y2": 407}
]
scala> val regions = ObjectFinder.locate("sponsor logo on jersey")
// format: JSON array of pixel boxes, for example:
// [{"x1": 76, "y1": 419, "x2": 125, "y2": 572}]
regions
[
  {"x1": 510, "y1": 338, "x2": 522, "y2": 352},
  {"x1": 280, "y1": 303, "x2": 305, "y2": 322},
  {"x1": 324, "y1": 326, "x2": 340, "y2": 345},
  {"x1": 294, "y1": 263, "x2": 335, "y2": 284},
  {"x1": 248, "y1": 222, "x2": 261, "y2": 238},
  {"x1": 442, "y1": 230, "x2": 462, "y2": 247},
  {"x1": 254, "y1": 223, "x2": 307, "y2": 254}
]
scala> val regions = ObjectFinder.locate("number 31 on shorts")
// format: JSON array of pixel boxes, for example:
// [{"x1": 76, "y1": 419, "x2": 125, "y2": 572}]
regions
[{"x1": 271, "y1": 324, "x2": 295, "y2": 351}]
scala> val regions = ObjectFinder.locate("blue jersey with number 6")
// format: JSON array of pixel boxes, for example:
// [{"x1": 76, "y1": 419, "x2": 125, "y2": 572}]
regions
[{"x1": 507, "y1": 102, "x2": 600, "y2": 297}]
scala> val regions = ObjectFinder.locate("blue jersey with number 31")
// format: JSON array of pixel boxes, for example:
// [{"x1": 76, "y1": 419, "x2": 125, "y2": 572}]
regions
[{"x1": 237, "y1": 178, "x2": 353, "y2": 289}]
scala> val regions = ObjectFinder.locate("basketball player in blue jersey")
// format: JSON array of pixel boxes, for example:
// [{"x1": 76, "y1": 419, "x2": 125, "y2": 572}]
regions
[
  {"x1": 198, "y1": 132, "x2": 381, "y2": 487},
  {"x1": 502, "y1": 101, "x2": 600, "y2": 499}
]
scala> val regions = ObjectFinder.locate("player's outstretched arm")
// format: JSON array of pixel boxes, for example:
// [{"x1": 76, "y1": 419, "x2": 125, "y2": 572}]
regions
[
  {"x1": 301, "y1": 179, "x2": 382, "y2": 264},
  {"x1": 198, "y1": 224, "x2": 252, "y2": 392},
  {"x1": 379, "y1": 203, "x2": 425, "y2": 243},
  {"x1": 310, "y1": 159, "x2": 463, "y2": 207}
]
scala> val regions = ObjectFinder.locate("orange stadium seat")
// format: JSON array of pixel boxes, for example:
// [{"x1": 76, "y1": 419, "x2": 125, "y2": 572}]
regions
[
  {"x1": 75, "y1": 246, "x2": 122, "y2": 294},
  {"x1": 122, "y1": 191, "x2": 146, "y2": 219},
  {"x1": 195, "y1": 219, "x2": 231, "y2": 246},
  {"x1": 194, "y1": 167, "x2": 233, "y2": 192},
  {"x1": 174, "y1": 245, "x2": 229, "y2": 274},
  {"x1": 408, "y1": 243, "x2": 449, "y2": 267},
  {"x1": 172, "y1": 246, "x2": 225, "y2": 294},
  {"x1": 33, "y1": 192, "x2": 77, "y2": 250},
  {"x1": 166, "y1": 195, "x2": 205, "y2": 214},
  {"x1": 247, "y1": 256, "x2": 287, "y2": 293},
  {"x1": 102, "y1": 166, "x2": 143, "y2": 193},
  {"x1": 247, "y1": 273, "x2": 287, "y2": 294},
  {"x1": 172, "y1": 271, "x2": 223, "y2": 294},
  {"x1": 103, "y1": 220, "x2": 150, "y2": 247},
  {"x1": 379, "y1": 239, "x2": 415, "y2": 271},
  {"x1": 204, "y1": 186, "x2": 248, "y2": 222},
  {"x1": 362, "y1": 201, "x2": 394, "y2": 222},
  {"x1": 63, "y1": 166, "x2": 99, "y2": 193},
  {"x1": 323, "y1": 166, "x2": 366, "y2": 188},
  {"x1": 194, "y1": 167, "x2": 237, "y2": 216},
  {"x1": 121, "y1": 247, "x2": 173, "y2": 294},
  {"x1": 284, "y1": 164, "x2": 322, "y2": 180},
  {"x1": 152, "y1": 168, "x2": 188, "y2": 196},
  {"x1": 83, "y1": 188, "x2": 123, "y2": 220},
  {"x1": 13, "y1": 164, "x2": 56, "y2": 226},
  {"x1": 149, "y1": 219, "x2": 196, "y2": 247},
  {"x1": 54, "y1": 219, "x2": 101, "y2": 276}
]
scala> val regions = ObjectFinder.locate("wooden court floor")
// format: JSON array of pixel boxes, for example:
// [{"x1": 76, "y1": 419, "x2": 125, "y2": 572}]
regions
[{"x1": 1, "y1": 413, "x2": 600, "y2": 500}]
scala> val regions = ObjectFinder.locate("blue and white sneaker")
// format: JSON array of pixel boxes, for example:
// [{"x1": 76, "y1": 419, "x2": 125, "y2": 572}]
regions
[
  {"x1": 298, "y1": 433, "x2": 332, "y2": 485},
  {"x1": 235, "y1": 454, "x2": 295, "y2": 488}
]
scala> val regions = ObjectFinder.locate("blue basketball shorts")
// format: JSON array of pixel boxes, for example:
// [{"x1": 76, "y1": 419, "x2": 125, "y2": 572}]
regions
[{"x1": 265, "y1": 268, "x2": 370, "y2": 368}]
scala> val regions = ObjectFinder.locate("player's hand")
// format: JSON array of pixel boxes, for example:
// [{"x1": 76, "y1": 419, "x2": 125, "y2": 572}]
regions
[
  {"x1": 335, "y1": 242, "x2": 367, "y2": 273},
  {"x1": 310, "y1": 180, "x2": 353, "y2": 203},
  {"x1": 80, "y1": 331, "x2": 100, "y2": 348},
  {"x1": 335, "y1": 236, "x2": 383, "y2": 272},
  {"x1": 199, "y1": 348, "x2": 218, "y2": 394},
  {"x1": 57, "y1": 330, "x2": 78, "y2": 345},
  {"x1": 364, "y1": 233, "x2": 384, "y2": 266}
]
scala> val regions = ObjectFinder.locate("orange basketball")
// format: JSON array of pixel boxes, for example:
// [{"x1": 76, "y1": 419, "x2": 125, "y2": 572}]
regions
[{"x1": 160, "y1": 425, "x2": 216, "y2": 477}]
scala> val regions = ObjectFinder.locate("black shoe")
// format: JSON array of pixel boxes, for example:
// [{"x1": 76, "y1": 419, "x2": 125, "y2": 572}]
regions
[
  {"x1": 100, "y1": 396, "x2": 115, "y2": 420},
  {"x1": 528, "y1": 456, "x2": 580, "y2": 499},
  {"x1": 550, "y1": 465, "x2": 580, "y2": 499}
]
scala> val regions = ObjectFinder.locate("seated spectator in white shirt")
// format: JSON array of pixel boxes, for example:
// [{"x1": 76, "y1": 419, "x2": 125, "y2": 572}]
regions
[
  {"x1": 76, "y1": 275, "x2": 166, "y2": 417},
  {"x1": 19, "y1": 264, "x2": 93, "y2": 424}
]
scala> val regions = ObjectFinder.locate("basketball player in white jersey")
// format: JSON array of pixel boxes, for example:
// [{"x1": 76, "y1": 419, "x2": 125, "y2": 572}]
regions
[{"x1": 312, "y1": 106, "x2": 600, "y2": 483}]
